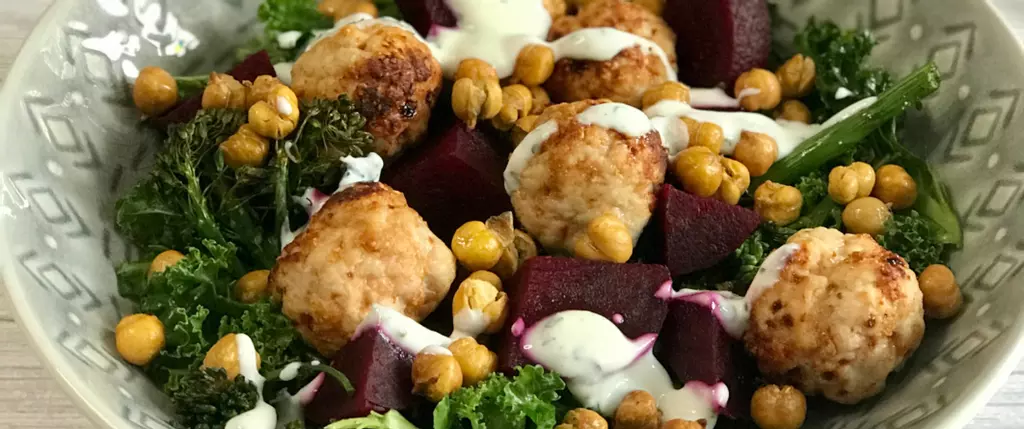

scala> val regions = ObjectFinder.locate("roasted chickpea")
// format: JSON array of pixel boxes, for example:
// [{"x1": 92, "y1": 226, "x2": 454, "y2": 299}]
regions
[
  {"x1": 733, "y1": 131, "x2": 778, "y2": 177},
  {"x1": 452, "y1": 221, "x2": 503, "y2": 271},
  {"x1": 755, "y1": 182, "x2": 803, "y2": 226},
  {"x1": 660, "y1": 420, "x2": 703, "y2": 429},
  {"x1": 513, "y1": 229, "x2": 539, "y2": 262},
  {"x1": 842, "y1": 196, "x2": 891, "y2": 235},
  {"x1": 493, "y1": 228, "x2": 539, "y2": 280},
  {"x1": 452, "y1": 77, "x2": 503, "y2": 129},
  {"x1": 452, "y1": 277, "x2": 509, "y2": 336},
  {"x1": 246, "y1": 75, "x2": 283, "y2": 109},
  {"x1": 919, "y1": 264, "x2": 962, "y2": 319},
  {"x1": 774, "y1": 100, "x2": 812, "y2": 123},
  {"x1": 493, "y1": 84, "x2": 534, "y2": 131},
  {"x1": 132, "y1": 66, "x2": 178, "y2": 116},
  {"x1": 115, "y1": 314, "x2": 165, "y2": 366},
  {"x1": 248, "y1": 84, "x2": 300, "y2": 139},
  {"x1": 829, "y1": 162, "x2": 875, "y2": 204},
  {"x1": 681, "y1": 118, "x2": 724, "y2": 154},
  {"x1": 512, "y1": 115, "x2": 541, "y2": 146},
  {"x1": 514, "y1": 45, "x2": 556, "y2": 86},
  {"x1": 558, "y1": 408, "x2": 608, "y2": 429},
  {"x1": 614, "y1": 390, "x2": 659, "y2": 429},
  {"x1": 674, "y1": 146, "x2": 724, "y2": 198},
  {"x1": 203, "y1": 333, "x2": 261, "y2": 379},
  {"x1": 735, "y1": 68, "x2": 782, "y2": 111},
  {"x1": 573, "y1": 214, "x2": 634, "y2": 263},
  {"x1": 467, "y1": 271, "x2": 502, "y2": 290},
  {"x1": 318, "y1": 0, "x2": 378, "y2": 20},
  {"x1": 456, "y1": 58, "x2": 499, "y2": 82},
  {"x1": 641, "y1": 81, "x2": 691, "y2": 110},
  {"x1": 221, "y1": 124, "x2": 271, "y2": 168},
  {"x1": 202, "y1": 73, "x2": 247, "y2": 110},
  {"x1": 776, "y1": 54, "x2": 816, "y2": 99},
  {"x1": 448, "y1": 337, "x2": 498, "y2": 386},
  {"x1": 751, "y1": 384, "x2": 806, "y2": 429},
  {"x1": 148, "y1": 250, "x2": 185, "y2": 277},
  {"x1": 412, "y1": 351, "x2": 463, "y2": 402},
  {"x1": 234, "y1": 269, "x2": 271, "y2": 303},
  {"x1": 529, "y1": 86, "x2": 551, "y2": 114},
  {"x1": 718, "y1": 157, "x2": 751, "y2": 205},
  {"x1": 873, "y1": 164, "x2": 918, "y2": 210}
]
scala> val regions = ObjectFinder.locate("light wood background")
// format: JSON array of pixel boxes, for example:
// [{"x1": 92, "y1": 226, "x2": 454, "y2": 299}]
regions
[{"x1": 1, "y1": 0, "x2": 1023, "y2": 428}]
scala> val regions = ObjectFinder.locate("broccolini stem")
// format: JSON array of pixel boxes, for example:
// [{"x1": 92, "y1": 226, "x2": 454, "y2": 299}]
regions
[
  {"x1": 754, "y1": 62, "x2": 941, "y2": 187},
  {"x1": 175, "y1": 74, "x2": 209, "y2": 100},
  {"x1": 273, "y1": 143, "x2": 290, "y2": 249}
]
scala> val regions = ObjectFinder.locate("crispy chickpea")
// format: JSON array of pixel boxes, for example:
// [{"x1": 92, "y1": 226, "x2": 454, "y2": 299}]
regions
[
  {"x1": 148, "y1": 250, "x2": 185, "y2": 277},
  {"x1": 559, "y1": 408, "x2": 608, "y2": 429},
  {"x1": 755, "y1": 182, "x2": 803, "y2": 226},
  {"x1": 513, "y1": 45, "x2": 556, "y2": 86},
  {"x1": 681, "y1": 118, "x2": 724, "y2": 154},
  {"x1": 573, "y1": 214, "x2": 634, "y2": 263},
  {"x1": 873, "y1": 164, "x2": 918, "y2": 210},
  {"x1": 829, "y1": 162, "x2": 875, "y2": 204},
  {"x1": 774, "y1": 100, "x2": 812, "y2": 123},
  {"x1": 203, "y1": 333, "x2": 261, "y2": 380},
  {"x1": 452, "y1": 221, "x2": 503, "y2": 271},
  {"x1": 660, "y1": 420, "x2": 704, "y2": 429},
  {"x1": 674, "y1": 146, "x2": 724, "y2": 198},
  {"x1": 751, "y1": 385, "x2": 806, "y2": 429},
  {"x1": 717, "y1": 157, "x2": 751, "y2": 205},
  {"x1": 512, "y1": 115, "x2": 540, "y2": 146},
  {"x1": 447, "y1": 337, "x2": 498, "y2": 386},
  {"x1": 614, "y1": 390, "x2": 659, "y2": 429},
  {"x1": 733, "y1": 131, "x2": 778, "y2": 177},
  {"x1": 842, "y1": 196, "x2": 891, "y2": 235},
  {"x1": 221, "y1": 124, "x2": 271, "y2": 168},
  {"x1": 513, "y1": 229, "x2": 539, "y2": 262},
  {"x1": 456, "y1": 58, "x2": 499, "y2": 82},
  {"x1": 493, "y1": 229, "x2": 539, "y2": 280},
  {"x1": 318, "y1": 0, "x2": 378, "y2": 20},
  {"x1": 452, "y1": 277, "x2": 509, "y2": 335},
  {"x1": 919, "y1": 264, "x2": 962, "y2": 319},
  {"x1": 467, "y1": 271, "x2": 502, "y2": 290},
  {"x1": 641, "y1": 81, "x2": 691, "y2": 110},
  {"x1": 234, "y1": 269, "x2": 271, "y2": 303},
  {"x1": 412, "y1": 351, "x2": 463, "y2": 402},
  {"x1": 776, "y1": 54, "x2": 816, "y2": 99},
  {"x1": 202, "y1": 73, "x2": 247, "y2": 110},
  {"x1": 452, "y1": 77, "x2": 503, "y2": 129},
  {"x1": 132, "y1": 66, "x2": 178, "y2": 116},
  {"x1": 246, "y1": 75, "x2": 283, "y2": 109},
  {"x1": 529, "y1": 86, "x2": 551, "y2": 114},
  {"x1": 248, "y1": 85, "x2": 300, "y2": 139},
  {"x1": 493, "y1": 84, "x2": 534, "y2": 131},
  {"x1": 115, "y1": 314, "x2": 165, "y2": 366},
  {"x1": 735, "y1": 68, "x2": 782, "y2": 111}
]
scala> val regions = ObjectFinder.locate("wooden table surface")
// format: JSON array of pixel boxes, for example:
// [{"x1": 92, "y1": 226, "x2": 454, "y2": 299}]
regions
[{"x1": 1, "y1": 0, "x2": 1023, "y2": 428}]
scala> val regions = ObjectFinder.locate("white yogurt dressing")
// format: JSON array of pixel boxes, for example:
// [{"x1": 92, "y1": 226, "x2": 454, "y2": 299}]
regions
[
  {"x1": 225, "y1": 334, "x2": 276, "y2": 429},
  {"x1": 273, "y1": 63, "x2": 293, "y2": 85},
  {"x1": 835, "y1": 87, "x2": 854, "y2": 100},
  {"x1": 575, "y1": 102, "x2": 654, "y2": 138},
  {"x1": 279, "y1": 362, "x2": 303, "y2": 381},
  {"x1": 276, "y1": 31, "x2": 303, "y2": 49},
  {"x1": 421, "y1": 344, "x2": 454, "y2": 356},
  {"x1": 451, "y1": 308, "x2": 490, "y2": 339},
  {"x1": 689, "y1": 88, "x2": 741, "y2": 109},
  {"x1": 273, "y1": 372, "x2": 326, "y2": 429},
  {"x1": 522, "y1": 311, "x2": 728, "y2": 427},
  {"x1": 504, "y1": 120, "x2": 558, "y2": 194},
  {"x1": 355, "y1": 304, "x2": 451, "y2": 354}
]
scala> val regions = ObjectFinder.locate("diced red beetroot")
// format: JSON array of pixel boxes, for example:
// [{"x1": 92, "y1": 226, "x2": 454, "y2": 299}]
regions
[
  {"x1": 383, "y1": 122, "x2": 512, "y2": 242},
  {"x1": 657, "y1": 298, "x2": 758, "y2": 419},
  {"x1": 664, "y1": 0, "x2": 771, "y2": 88},
  {"x1": 394, "y1": 0, "x2": 457, "y2": 36},
  {"x1": 498, "y1": 257, "x2": 671, "y2": 372},
  {"x1": 306, "y1": 327, "x2": 423, "y2": 425},
  {"x1": 151, "y1": 51, "x2": 277, "y2": 128},
  {"x1": 651, "y1": 184, "x2": 760, "y2": 276}
]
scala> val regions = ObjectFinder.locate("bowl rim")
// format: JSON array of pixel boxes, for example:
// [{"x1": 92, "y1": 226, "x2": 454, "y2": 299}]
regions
[{"x1": 1, "y1": 1, "x2": 1024, "y2": 429}]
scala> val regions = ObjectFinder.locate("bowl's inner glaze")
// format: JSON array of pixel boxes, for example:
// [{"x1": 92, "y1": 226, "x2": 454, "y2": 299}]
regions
[{"x1": 2, "y1": 0, "x2": 1023, "y2": 428}]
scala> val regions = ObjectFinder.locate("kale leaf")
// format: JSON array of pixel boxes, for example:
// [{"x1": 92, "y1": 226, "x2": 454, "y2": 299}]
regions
[
  {"x1": 165, "y1": 367, "x2": 258, "y2": 429},
  {"x1": 258, "y1": 0, "x2": 333, "y2": 35},
  {"x1": 793, "y1": 170, "x2": 828, "y2": 213},
  {"x1": 876, "y1": 211, "x2": 948, "y2": 274},
  {"x1": 434, "y1": 365, "x2": 566, "y2": 429}
]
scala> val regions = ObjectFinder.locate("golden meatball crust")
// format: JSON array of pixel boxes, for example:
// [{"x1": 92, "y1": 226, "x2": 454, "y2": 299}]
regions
[
  {"x1": 744, "y1": 228, "x2": 925, "y2": 404},
  {"x1": 512, "y1": 101, "x2": 667, "y2": 252},
  {"x1": 545, "y1": 0, "x2": 676, "y2": 106},
  {"x1": 291, "y1": 23, "x2": 443, "y2": 159},
  {"x1": 269, "y1": 183, "x2": 456, "y2": 356}
]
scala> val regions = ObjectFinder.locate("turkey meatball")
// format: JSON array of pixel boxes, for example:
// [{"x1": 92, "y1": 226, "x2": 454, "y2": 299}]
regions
[
  {"x1": 269, "y1": 182, "x2": 456, "y2": 356},
  {"x1": 507, "y1": 100, "x2": 667, "y2": 253},
  {"x1": 744, "y1": 227, "x2": 925, "y2": 404},
  {"x1": 291, "y1": 22, "x2": 443, "y2": 159},
  {"x1": 545, "y1": 0, "x2": 677, "y2": 106}
]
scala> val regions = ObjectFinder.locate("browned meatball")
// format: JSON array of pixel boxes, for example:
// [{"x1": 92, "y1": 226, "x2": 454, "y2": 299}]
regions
[
  {"x1": 510, "y1": 100, "x2": 667, "y2": 252},
  {"x1": 545, "y1": 0, "x2": 677, "y2": 106},
  {"x1": 269, "y1": 183, "x2": 456, "y2": 356},
  {"x1": 291, "y1": 23, "x2": 443, "y2": 159},
  {"x1": 744, "y1": 228, "x2": 925, "y2": 404}
]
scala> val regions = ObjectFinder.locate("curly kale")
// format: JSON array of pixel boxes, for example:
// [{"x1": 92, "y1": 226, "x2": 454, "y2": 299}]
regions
[
  {"x1": 434, "y1": 366, "x2": 567, "y2": 429},
  {"x1": 794, "y1": 170, "x2": 828, "y2": 212},
  {"x1": 258, "y1": 0, "x2": 333, "y2": 35},
  {"x1": 166, "y1": 368, "x2": 258, "y2": 429},
  {"x1": 876, "y1": 211, "x2": 948, "y2": 274}
]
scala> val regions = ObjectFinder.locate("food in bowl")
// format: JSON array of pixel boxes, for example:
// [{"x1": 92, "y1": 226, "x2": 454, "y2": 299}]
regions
[{"x1": 111, "y1": 0, "x2": 964, "y2": 428}]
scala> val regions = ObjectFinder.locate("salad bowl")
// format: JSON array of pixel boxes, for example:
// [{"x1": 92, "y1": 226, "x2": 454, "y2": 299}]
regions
[{"x1": 1, "y1": 0, "x2": 1024, "y2": 428}]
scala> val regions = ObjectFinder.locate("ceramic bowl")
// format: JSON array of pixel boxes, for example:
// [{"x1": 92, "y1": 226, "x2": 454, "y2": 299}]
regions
[{"x1": 2, "y1": 0, "x2": 1023, "y2": 428}]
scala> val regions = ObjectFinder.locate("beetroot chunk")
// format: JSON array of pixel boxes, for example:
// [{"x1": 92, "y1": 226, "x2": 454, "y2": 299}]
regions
[
  {"x1": 651, "y1": 184, "x2": 760, "y2": 276},
  {"x1": 383, "y1": 122, "x2": 512, "y2": 242},
  {"x1": 498, "y1": 257, "x2": 670, "y2": 372},
  {"x1": 306, "y1": 327, "x2": 423, "y2": 425},
  {"x1": 394, "y1": 0, "x2": 457, "y2": 36},
  {"x1": 657, "y1": 298, "x2": 758, "y2": 419},
  {"x1": 664, "y1": 0, "x2": 771, "y2": 88}
]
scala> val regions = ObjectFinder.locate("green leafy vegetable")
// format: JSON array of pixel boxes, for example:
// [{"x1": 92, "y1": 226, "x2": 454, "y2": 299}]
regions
[
  {"x1": 876, "y1": 211, "x2": 948, "y2": 273},
  {"x1": 175, "y1": 75, "x2": 210, "y2": 100},
  {"x1": 258, "y1": 0, "x2": 333, "y2": 35},
  {"x1": 434, "y1": 365, "x2": 567, "y2": 429},
  {"x1": 288, "y1": 98, "x2": 376, "y2": 192},
  {"x1": 325, "y1": 410, "x2": 419, "y2": 429},
  {"x1": 165, "y1": 367, "x2": 258, "y2": 429},
  {"x1": 375, "y1": 0, "x2": 403, "y2": 18},
  {"x1": 793, "y1": 170, "x2": 828, "y2": 213}
]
